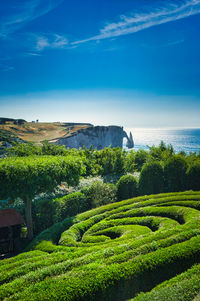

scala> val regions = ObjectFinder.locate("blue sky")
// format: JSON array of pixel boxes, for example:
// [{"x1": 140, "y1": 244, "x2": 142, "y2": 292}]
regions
[{"x1": 0, "y1": 0, "x2": 200, "y2": 127}]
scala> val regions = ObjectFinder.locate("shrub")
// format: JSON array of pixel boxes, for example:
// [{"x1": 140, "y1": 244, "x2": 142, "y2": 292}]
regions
[
  {"x1": 117, "y1": 174, "x2": 138, "y2": 201},
  {"x1": 113, "y1": 148, "x2": 126, "y2": 174},
  {"x1": 95, "y1": 148, "x2": 115, "y2": 175},
  {"x1": 125, "y1": 150, "x2": 136, "y2": 173},
  {"x1": 134, "y1": 149, "x2": 149, "y2": 171},
  {"x1": 164, "y1": 155, "x2": 188, "y2": 192},
  {"x1": 32, "y1": 192, "x2": 90, "y2": 233},
  {"x1": 132, "y1": 264, "x2": 200, "y2": 301},
  {"x1": 187, "y1": 163, "x2": 200, "y2": 191},
  {"x1": 83, "y1": 181, "x2": 117, "y2": 207},
  {"x1": 1, "y1": 191, "x2": 200, "y2": 300},
  {"x1": 95, "y1": 147, "x2": 127, "y2": 176},
  {"x1": 7, "y1": 141, "x2": 68, "y2": 157},
  {"x1": 33, "y1": 198, "x2": 56, "y2": 233},
  {"x1": 138, "y1": 161, "x2": 164, "y2": 195},
  {"x1": 148, "y1": 141, "x2": 174, "y2": 162},
  {"x1": 53, "y1": 192, "x2": 90, "y2": 222}
]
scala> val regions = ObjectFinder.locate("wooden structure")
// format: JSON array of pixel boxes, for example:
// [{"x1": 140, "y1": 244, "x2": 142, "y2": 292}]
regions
[{"x1": 0, "y1": 209, "x2": 24, "y2": 254}]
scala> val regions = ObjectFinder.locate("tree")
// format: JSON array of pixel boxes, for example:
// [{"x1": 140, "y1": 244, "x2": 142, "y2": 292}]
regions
[
  {"x1": 138, "y1": 161, "x2": 164, "y2": 195},
  {"x1": 7, "y1": 142, "x2": 42, "y2": 157},
  {"x1": 7, "y1": 141, "x2": 69, "y2": 157},
  {"x1": 134, "y1": 149, "x2": 149, "y2": 171},
  {"x1": 148, "y1": 141, "x2": 174, "y2": 162},
  {"x1": 187, "y1": 163, "x2": 200, "y2": 191},
  {"x1": 125, "y1": 150, "x2": 136, "y2": 173},
  {"x1": 96, "y1": 148, "x2": 115, "y2": 175},
  {"x1": 164, "y1": 155, "x2": 188, "y2": 192},
  {"x1": 113, "y1": 147, "x2": 126, "y2": 174},
  {"x1": 41, "y1": 141, "x2": 67, "y2": 156},
  {"x1": 0, "y1": 156, "x2": 84, "y2": 239},
  {"x1": 116, "y1": 174, "x2": 138, "y2": 201}
]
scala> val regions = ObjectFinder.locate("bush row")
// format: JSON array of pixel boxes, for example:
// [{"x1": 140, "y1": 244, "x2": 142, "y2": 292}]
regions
[
  {"x1": 118, "y1": 158, "x2": 200, "y2": 198},
  {"x1": 2, "y1": 236, "x2": 200, "y2": 301},
  {"x1": 1, "y1": 191, "x2": 200, "y2": 300},
  {"x1": 5, "y1": 141, "x2": 200, "y2": 176},
  {"x1": 132, "y1": 264, "x2": 200, "y2": 301},
  {"x1": 31, "y1": 174, "x2": 200, "y2": 235}
]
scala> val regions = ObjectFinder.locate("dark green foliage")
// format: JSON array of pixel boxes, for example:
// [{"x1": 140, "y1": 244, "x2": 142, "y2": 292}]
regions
[
  {"x1": 138, "y1": 161, "x2": 164, "y2": 195},
  {"x1": 4, "y1": 140, "x2": 200, "y2": 183},
  {"x1": 187, "y1": 163, "x2": 200, "y2": 191},
  {"x1": 113, "y1": 148, "x2": 126, "y2": 174},
  {"x1": 0, "y1": 156, "x2": 83, "y2": 200},
  {"x1": 33, "y1": 192, "x2": 88, "y2": 234},
  {"x1": 7, "y1": 144, "x2": 130, "y2": 176},
  {"x1": 41, "y1": 141, "x2": 68, "y2": 156},
  {"x1": 116, "y1": 174, "x2": 138, "y2": 201},
  {"x1": 164, "y1": 155, "x2": 188, "y2": 192},
  {"x1": 132, "y1": 264, "x2": 200, "y2": 301},
  {"x1": 125, "y1": 150, "x2": 136, "y2": 172},
  {"x1": 7, "y1": 141, "x2": 69, "y2": 157},
  {"x1": 95, "y1": 147, "x2": 126, "y2": 175},
  {"x1": 7, "y1": 142, "x2": 42, "y2": 156},
  {"x1": 33, "y1": 198, "x2": 56, "y2": 233},
  {"x1": 0, "y1": 156, "x2": 84, "y2": 239},
  {"x1": 25, "y1": 216, "x2": 74, "y2": 251},
  {"x1": 149, "y1": 141, "x2": 174, "y2": 161},
  {"x1": 53, "y1": 192, "x2": 90, "y2": 222},
  {"x1": 79, "y1": 146, "x2": 100, "y2": 176},
  {"x1": 134, "y1": 149, "x2": 149, "y2": 171},
  {"x1": 83, "y1": 181, "x2": 117, "y2": 207}
]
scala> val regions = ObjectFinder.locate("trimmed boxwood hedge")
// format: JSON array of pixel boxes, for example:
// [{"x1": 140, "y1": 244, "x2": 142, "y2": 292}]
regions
[{"x1": 1, "y1": 191, "x2": 200, "y2": 300}]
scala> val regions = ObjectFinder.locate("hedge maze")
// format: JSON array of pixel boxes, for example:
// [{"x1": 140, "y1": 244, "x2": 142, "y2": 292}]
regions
[{"x1": 1, "y1": 191, "x2": 200, "y2": 300}]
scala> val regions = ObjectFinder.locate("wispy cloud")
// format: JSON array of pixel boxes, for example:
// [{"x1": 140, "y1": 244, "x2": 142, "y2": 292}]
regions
[
  {"x1": 165, "y1": 39, "x2": 185, "y2": 47},
  {"x1": 35, "y1": 34, "x2": 68, "y2": 51},
  {"x1": 0, "y1": 0, "x2": 64, "y2": 37},
  {"x1": 141, "y1": 38, "x2": 185, "y2": 50},
  {"x1": 0, "y1": 64, "x2": 15, "y2": 72},
  {"x1": 72, "y1": 0, "x2": 200, "y2": 45},
  {"x1": 24, "y1": 52, "x2": 43, "y2": 57}
]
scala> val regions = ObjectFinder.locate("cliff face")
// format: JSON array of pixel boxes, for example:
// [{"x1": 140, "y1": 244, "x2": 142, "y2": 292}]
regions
[{"x1": 55, "y1": 126, "x2": 134, "y2": 150}]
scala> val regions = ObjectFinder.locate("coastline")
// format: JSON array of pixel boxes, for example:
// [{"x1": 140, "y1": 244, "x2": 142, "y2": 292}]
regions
[{"x1": 124, "y1": 127, "x2": 200, "y2": 154}]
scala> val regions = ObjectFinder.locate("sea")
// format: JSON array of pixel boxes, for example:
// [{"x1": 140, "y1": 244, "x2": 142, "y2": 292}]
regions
[{"x1": 124, "y1": 128, "x2": 200, "y2": 154}]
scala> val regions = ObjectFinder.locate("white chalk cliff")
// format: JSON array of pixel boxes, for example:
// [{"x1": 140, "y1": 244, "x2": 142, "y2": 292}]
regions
[{"x1": 55, "y1": 125, "x2": 134, "y2": 150}]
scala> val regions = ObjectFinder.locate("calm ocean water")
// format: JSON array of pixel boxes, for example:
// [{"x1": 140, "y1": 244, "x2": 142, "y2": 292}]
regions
[{"x1": 125, "y1": 128, "x2": 200, "y2": 154}]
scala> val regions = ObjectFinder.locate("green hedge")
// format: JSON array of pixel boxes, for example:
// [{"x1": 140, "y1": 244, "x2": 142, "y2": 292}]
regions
[
  {"x1": 132, "y1": 264, "x2": 200, "y2": 301},
  {"x1": 1, "y1": 191, "x2": 200, "y2": 300},
  {"x1": 116, "y1": 175, "x2": 138, "y2": 201},
  {"x1": 138, "y1": 161, "x2": 164, "y2": 195}
]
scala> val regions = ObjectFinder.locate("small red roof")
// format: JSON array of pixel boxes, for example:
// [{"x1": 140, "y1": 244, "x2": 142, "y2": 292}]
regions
[{"x1": 0, "y1": 209, "x2": 24, "y2": 228}]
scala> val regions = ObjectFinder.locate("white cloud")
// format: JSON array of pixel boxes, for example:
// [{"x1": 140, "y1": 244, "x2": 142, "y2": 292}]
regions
[
  {"x1": 72, "y1": 0, "x2": 200, "y2": 45},
  {"x1": 52, "y1": 34, "x2": 68, "y2": 48},
  {"x1": 0, "y1": 0, "x2": 64, "y2": 37},
  {"x1": 36, "y1": 36, "x2": 50, "y2": 51},
  {"x1": 25, "y1": 52, "x2": 43, "y2": 57},
  {"x1": 35, "y1": 34, "x2": 68, "y2": 51},
  {"x1": 0, "y1": 64, "x2": 15, "y2": 72}
]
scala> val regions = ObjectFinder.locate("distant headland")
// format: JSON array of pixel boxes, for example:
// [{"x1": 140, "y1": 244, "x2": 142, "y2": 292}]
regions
[{"x1": 0, "y1": 118, "x2": 134, "y2": 150}]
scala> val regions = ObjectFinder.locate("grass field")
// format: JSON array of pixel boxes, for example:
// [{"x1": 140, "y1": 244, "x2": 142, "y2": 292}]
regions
[
  {"x1": 0, "y1": 191, "x2": 200, "y2": 300},
  {"x1": 0, "y1": 122, "x2": 90, "y2": 143}
]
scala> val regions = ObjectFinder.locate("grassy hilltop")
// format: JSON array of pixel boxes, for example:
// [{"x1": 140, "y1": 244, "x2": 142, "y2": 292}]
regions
[
  {"x1": 0, "y1": 120, "x2": 90, "y2": 144},
  {"x1": 1, "y1": 191, "x2": 200, "y2": 300}
]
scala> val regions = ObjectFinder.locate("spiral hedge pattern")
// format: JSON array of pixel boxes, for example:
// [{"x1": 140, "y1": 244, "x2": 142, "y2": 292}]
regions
[{"x1": 1, "y1": 191, "x2": 200, "y2": 300}]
